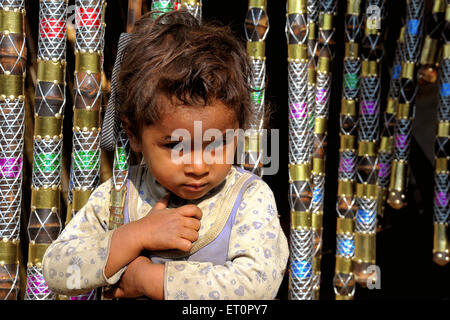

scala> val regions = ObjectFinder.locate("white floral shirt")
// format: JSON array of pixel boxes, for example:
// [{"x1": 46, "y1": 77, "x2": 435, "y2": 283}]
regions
[{"x1": 42, "y1": 165, "x2": 289, "y2": 300}]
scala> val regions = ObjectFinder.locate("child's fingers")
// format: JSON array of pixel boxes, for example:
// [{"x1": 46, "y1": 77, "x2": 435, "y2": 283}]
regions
[
  {"x1": 177, "y1": 204, "x2": 203, "y2": 220},
  {"x1": 179, "y1": 227, "x2": 199, "y2": 243},
  {"x1": 175, "y1": 238, "x2": 193, "y2": 252},
  {"x1": 152, "y1": 193, "x2": 170, "y2": 210},
  {"x1": 183, "y1": 216, "x2": 201, "y2": 231},
  {"x1": 113, "y1": 287, "x2": 125, "y2": 299}
]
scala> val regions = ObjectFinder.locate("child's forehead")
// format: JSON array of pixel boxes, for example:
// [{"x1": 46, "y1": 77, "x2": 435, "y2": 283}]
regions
[{"x1": 156, "y1": 100, "x2": 238, "y2": 131}]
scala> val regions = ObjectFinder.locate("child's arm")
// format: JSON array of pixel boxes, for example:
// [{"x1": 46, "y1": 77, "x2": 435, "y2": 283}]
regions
[
  {"x1": 42, "y1": 179, "x2": 119, "y2": 296},
  {"x1": 43, "y1": 179, "x2": 202, "y2": 296},
  {"x1": 104, "y1": 256, "x2": 165, "y2": 299},
  {"x1": 104, "y1": 198, "x2": 201, "y2": 278},
  {"x1": 160, "y1": 179, "x2": 289, "y2": 300}
]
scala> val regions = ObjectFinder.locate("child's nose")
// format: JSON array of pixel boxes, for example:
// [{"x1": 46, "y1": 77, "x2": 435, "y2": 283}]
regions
[{"x1": 184, "y1": 152, "x2": 210, "y2": 176}]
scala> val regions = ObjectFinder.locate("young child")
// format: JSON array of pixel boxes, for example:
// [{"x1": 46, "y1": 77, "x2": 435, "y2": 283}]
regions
[{"x1": 43, "y1": 10, "x2": 289, "y2": 300}]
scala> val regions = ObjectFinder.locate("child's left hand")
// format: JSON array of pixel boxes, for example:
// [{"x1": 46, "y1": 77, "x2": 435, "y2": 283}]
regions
[{"x1": 107, "y1": 255, "x2": 152, "y2": 299}]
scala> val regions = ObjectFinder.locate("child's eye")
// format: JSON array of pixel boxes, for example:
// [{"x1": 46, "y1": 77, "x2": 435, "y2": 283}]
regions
[
  {"x1": 207, "y1": 138, "x2": 229, "y2": 150},
  {"x1": 164, "y1": 142, "x2": 182, "y2": 150}
]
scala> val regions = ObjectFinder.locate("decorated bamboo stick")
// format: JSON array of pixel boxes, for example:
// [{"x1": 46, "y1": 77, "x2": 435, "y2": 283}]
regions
[
  {"x1": 68, "y1": 0, "x2": 105, "y2": 222},
  {"x1": 310, "y1": 0, "x2": 337, "y2": 299},
  {"x1": 180, "y1": 0, "x2": 201, "y2": 21},
  {"x1": 432, "y1": 1, "x2": 449, "y2": 266},
  {"x1": 64, "y1": 0, "x2": 106, "y2": 300},
  {"x1": 287, "y1": 0, "x2": 313, "y2": 301},
  {"x1": 24, "y1": 0, "x2": 68, "y2": 300},
  {"x1": 376, "y1": 25, "x2": 405, "y2": 224},
  {"x1": 307, "y1": 0, "x2": 319, "y2": 161},
  {"x1": 242, "y1": 0, "x2": 269, "y2": 177},
  {"x1": 354, "y1": 0, "x2": 385, "y2": 287},
  {"x1": 106, "y1": 0, "x2": 143, "y2": 234},
  {"x1": 0, "y1": 0, "x2": 26, "y2": 300},
  {"x1": 333, "y1": 0, "x2": 362, "y2": 300},
  {"x1": 387, "y1": 0, "x2": 424, "y2": 209},
  {"x1": 99, "y1": 0, "x2": 147, "y2": 301},
  {"x1": 418, "y1": 0, "x2": 445, "y2": 84}
]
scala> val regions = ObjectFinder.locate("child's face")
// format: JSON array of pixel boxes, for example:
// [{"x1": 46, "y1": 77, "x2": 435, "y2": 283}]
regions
[{"x1": 129, "y1": 99, "x2": 239, "y2": 200}]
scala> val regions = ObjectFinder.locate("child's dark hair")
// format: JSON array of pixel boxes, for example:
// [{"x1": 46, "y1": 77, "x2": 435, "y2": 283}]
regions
[{"x1": 118, "y1": 10, "x2": 269, "y2": 138}]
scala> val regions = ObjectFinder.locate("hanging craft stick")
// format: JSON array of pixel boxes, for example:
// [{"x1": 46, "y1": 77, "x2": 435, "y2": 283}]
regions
[
  {"x1": 387, "y1": 0, "x2": 424, "y2": 209},
  {"x1": 0, "y1": 0, "x2": 26, "y2": 300},
  {"x1": 25, "y1": 0, "x2": 68, "y2": 301},
  {"x1": 307, "y1": 0, "x2": 319, "y2": 162},
  {"x1": 106, "y1": 0, "x2": 143, "y2": 233},
  {"x1": 68, "y1": 0, "x2": 105, "y2": 220},
  {"x1": 310, "y1": 0, "x2": 338, "y2": 299},
  {"x1": 333, "y1": 0, "x2": 362, "y2": 300},
  {"x1": 286, "y1": 0, "x2": 313, "y2": 301},
  {"x1": 418, "y1": 0, "x2": 445, "y2": 84},
  {"x1": 432, "y1": 0, "x2": 449, "y2": 266},
  {"x1": 376, "y1": 25, "x2": 405, "y2": 224},
  {"x1": 64, "y1": 0, "x2": 106, "y2": 300},
  {"x1": 354, "y1": 0, "x2": 385, "y2": 287},
  {"x1": 241, "y1": 0, "x2": 269, "y2": 177}
]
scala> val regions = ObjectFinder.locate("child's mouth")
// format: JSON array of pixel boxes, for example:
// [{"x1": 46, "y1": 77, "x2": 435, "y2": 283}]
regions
[{"x1": 183, "y1": 183, "x2": 208, "y2": 192}]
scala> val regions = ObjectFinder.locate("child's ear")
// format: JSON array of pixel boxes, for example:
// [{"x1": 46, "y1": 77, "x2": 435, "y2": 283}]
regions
[{"x1": 121, "y1": 118, "x2": 142, "y2": 153}]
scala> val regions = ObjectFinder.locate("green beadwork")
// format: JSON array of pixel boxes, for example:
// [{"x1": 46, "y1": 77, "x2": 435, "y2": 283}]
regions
[
  {"x1": 73, "y1": 150, "x2": 100, "y2": 171},
  {"x1": 344, "y1": 73, "x2": 359, "y2": 90},
  {"x1": 151, "y1": 1, "x2": 175, "y2": 17},
  {"x1": 251, "y1": 87, "x2": 264, "y2": 105},
  {"x1": 33, "y1": 153, "x2": 61, "y2": 173},
  {"x1": 308, "y1": 111, "x2": 315, "y2": 130},
  {"x1": 114, "y1": 147, "x2": 129, "y2": 171}
]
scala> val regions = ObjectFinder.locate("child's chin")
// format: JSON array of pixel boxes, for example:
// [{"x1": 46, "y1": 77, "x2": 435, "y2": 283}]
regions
[{"x1": 176, "y1": 189, "x2": 209, "y2": 201}]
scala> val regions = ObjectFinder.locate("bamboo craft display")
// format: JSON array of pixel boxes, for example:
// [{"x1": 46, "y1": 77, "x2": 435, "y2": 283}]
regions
[
  {"x1": 333, "y1": 0, "x2": 362, "y2": 300},
  {"x1": 387, "y1": 0, "x2": 424, "y2": 209},
  {"x1": 376, "y1": 26, "x2": 405, "y2": 222},
  {"x1": 180, "y1": 0, "x2": 201, "y2": 21},
  {"x1": 353, "y1": 0, "x2": 384, "y2": 287},
  {"x1": 24, "y1": 0, "x2": 68, "y2": 300},
  {"x1": 0, "y1": 0, "x2": 26, "y2": 300},
  {"x1": 418, "y1": 0, "x2": 445, "y2": 84},
  {"x1": 287, "y1": 0, "x2": 313, "y2": 301},
  {"x1": 242, "y1": 0, "x2": 268, "y2": 177},
  {"x1": 433, "y1": 0, "x2": 449, "y2": 266},
  {"x1": 310, "y1": 0, "x2": 337, "y2": 299}
]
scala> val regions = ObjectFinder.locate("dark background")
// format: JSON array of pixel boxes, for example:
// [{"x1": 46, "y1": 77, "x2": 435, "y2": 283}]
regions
[{"x1": 23, "y1": 0, "x2": 449, "y2": 300}]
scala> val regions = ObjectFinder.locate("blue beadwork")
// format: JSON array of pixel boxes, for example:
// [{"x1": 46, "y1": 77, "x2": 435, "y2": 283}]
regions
[{"x1": 291, "y1": 260, "x2": 312, "y2": 279}]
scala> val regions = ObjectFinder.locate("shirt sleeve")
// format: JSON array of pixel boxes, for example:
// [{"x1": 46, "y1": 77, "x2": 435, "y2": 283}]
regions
[
  {"x1": 42, "y1": 178, "x2": 127, "y2": 296},
  {"x1": 164, "y1": 178, "x2": 289, "y2": 300}
]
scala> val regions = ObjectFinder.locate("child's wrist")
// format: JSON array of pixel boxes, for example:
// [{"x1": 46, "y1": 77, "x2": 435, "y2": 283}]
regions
[
  {"x1": 140, "y1": 262, "x2": 165, "y2": 299},
  {"x1": 125, "y1": 220, "x2": 147, "y2": 252}
]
